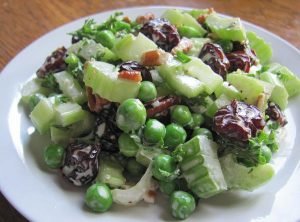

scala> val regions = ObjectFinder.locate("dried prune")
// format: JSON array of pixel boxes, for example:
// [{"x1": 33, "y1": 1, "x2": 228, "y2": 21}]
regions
[
  {"x1": 62, "y1": 142, "x2": 100, "y2": 186},
  {"x1": 95, "y1": 104, "x2": 122, "y2": 153},
  {"x1": 140, "y1": 18, "x2": 180, "y2": 52},
  {"x1": 198, "y1": 43, "x2": 230, "y2": 78},
  {"x1": 36, "y1": 47, "x2": 67, "y2": 78},
  {"x1": 119, "y1": 61, "x2": 152, "y2": 81},
  {"x1": 226, "y1": 42, "x2": 258, "y2": 72},
  {"x1": 213, "y1": 100, "x2": 265, "y2": 141},
  {"x1": 266, "y1": 102, "x2": 287, "y2": 127},
  {"x1": 226, "y1": 51, "x2": 251, "y2": 73}
]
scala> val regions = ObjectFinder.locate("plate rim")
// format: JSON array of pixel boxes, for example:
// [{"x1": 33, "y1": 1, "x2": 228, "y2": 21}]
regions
[{"x1": 0, "y1": 5, "x2": 300, "y2": 221}]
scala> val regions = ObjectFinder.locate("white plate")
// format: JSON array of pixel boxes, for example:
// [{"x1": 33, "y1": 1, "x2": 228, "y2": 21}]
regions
[{"x1": 0, "y1": 6, "x2": 300, "y2": 222}]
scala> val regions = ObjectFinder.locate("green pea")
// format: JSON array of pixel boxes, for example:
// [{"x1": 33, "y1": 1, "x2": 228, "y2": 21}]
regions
[
  {"x1": 178, "y1": 26, "x2": 202, "y2": 38},
  {"x1": 138, "y1": 81, "x2": 157, "y2": 102},
  {"x1": 116, "y1": 99, "x2": 146, "y2": 133},
  {"x1": 118, "y1": 133, "x2": 139, "y2": 157},
  {"x1": 261, "y1": 145, "x2": 272, "y2": 163},
  {"x1": 216, "y1": 39, "x2": 233, "y2": 53},
  {"x1": 143, "y1": 119, "x2": 166, "y2": 144},
  {"x1": 152, "y1": 154, "x2": 177, "y2": 182},
  {"x1": 164, "y1": 123, "x2": 187, "y2": 149},
  {"x1": 187, "y1": 113, "x2": 205, "y2": 129},
  {"x1": 28, "y1": 93, "x2": 45, "y2": 111},
  {"x1": 171, "y1": 105, "x2": 192, "y2": 126},
  {"x1": 159, "y1": 180, "x2": 176, "y2": 195},
  {"x1": 170, "y1": 191, "x2": 196, "y2": 220},
  {"x1": 126, "y1": 158, "x2": 146, "y2": 176},
  {"x1": 192, "y1": 127, "x2": 213, "y2": 140},
  {"x1": 114, "y1": 20, "x2": 131, "y2": 31},
  {"x1": 85, "y1": 183, "x2": 113, "y2": 213},
  {"x1": 65, "y1": 53, "x2": 79, "y2": 66},
  {"x1": 44, "y1": 144, "x2": 65, "y2": 169},
  {"x1": 95, "y1": 30, "x2": 116, "y2": 49}
]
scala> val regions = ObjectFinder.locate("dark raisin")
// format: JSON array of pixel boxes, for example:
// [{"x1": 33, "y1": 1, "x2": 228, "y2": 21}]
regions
[
  {"x1": 94, "y1": 104, "x2": 121, "y2": 153},
  {"x1": 62, "y1": 142, "x2": 100, "y2": 186},
  {"x1": 119, "y1": 61, "x2": 152, "y2": 81},
  {"x1": 71, "y1": 35, "x2": 81, "y2": 44},
  {"x1": 140, "y1": 18, "x2": 180, "y2": 52},
  {"x1": 226, "y1": 42, "x2": 258, "y2": 72},
  {"x1": 36, "y1": 47, "x2": 67, "y2": 78},
  {"x1": 226, "y1": 51, "x2": 251, "y2": 73},
  {"x1": 198, "y1": 43, "x2": 230, "y2": 78},
  {"x1": 213, "y1": 100, "x2": 265, "y2": 141},
  {"x1": 266, "y1": 102, "x2": 287, "y2": 127}
]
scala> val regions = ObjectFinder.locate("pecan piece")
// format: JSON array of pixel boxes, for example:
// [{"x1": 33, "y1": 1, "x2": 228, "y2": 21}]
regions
[
  {"x1": 145, "y1": 96, "x2": 181, "y2": 118},
  {"x1": 136, "y1": 13, "x2": 155, "y2": 25},
  {"x1": 86, "y1": 87, "x2": 111, "y2": 113},
  {"x1": 140, "y1": 49, "x2": 171, "y2": 66},
  {"x1": 171, "y1": 37, "x2": 193, "y2": 55},
  {"x1": 118, "y1": 70, "x2": 142, "y2": 82}
]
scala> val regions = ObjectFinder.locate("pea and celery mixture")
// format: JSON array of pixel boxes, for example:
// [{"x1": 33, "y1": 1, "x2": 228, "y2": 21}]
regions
[{"x1": 21, "y1": 8, "x2": 300, "y2": 219}]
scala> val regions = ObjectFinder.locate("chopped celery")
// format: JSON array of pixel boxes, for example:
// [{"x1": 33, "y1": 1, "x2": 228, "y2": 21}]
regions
[
  {"x1": 54, "y1": 102, "x2": 85, "y2": 127},
  {"x1": 29, "y1": 98, "x2": 55, "y2": 134},
  {"x1": 183, "y1": 57, "x2": 223, "y2": 94},
  {"x1": 265, "y1": 63, "x2": 300, "y2": 97},
  {"x1": 157, "y1": 58, "x2": 205, "y2": 98},
  {"x1": 162, "y1": 9, "x2": 207, "y2": 37},
  {"x1": 206, "y1": 94, "x2": 231, "y2": 118},
  {"x1": 247, "y1": 31, "x2": 272, "y2": 64},
  {"x1": 220, "y1": 154, "x2": 275, "y2": 191},
  {"x1": 174, "y1": 136, "x2": 227, "y2": 198},
  {"x1": 260, "y1": 71, "x2": 288, "y2": 109},
  {"x1": 84, "y1": 61, "x2": 141, "y2": 103},
  {"x1": 21, "y1": 78, "x2": 51, "y2": 104},
  {"x1": 205, "y1": 14, "x2": 247, "y2": 41},
  {"x1": 54, "y1": 71, "x2": 86, "y2": 104},
  {"x1": 67, "y1": 39, "x2": 118, "y2": 62},
  {"x1": 96, "y1": 157, "x2": 126, "y2": 188},
  {"x1": 214, "y1": 81, "x2": 242, "y2": 99},
  {"x1": 50, "y1": 127, "x2": 71, "y2": 145},
  {"x1": 227, "y1": 73, "x2": 274, "y2": 107},
  {"x1": 113, "y1": 33, "x2": 157, "y2": 62}
]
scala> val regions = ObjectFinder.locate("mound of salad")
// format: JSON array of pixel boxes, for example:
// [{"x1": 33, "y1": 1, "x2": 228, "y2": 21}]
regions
[{"x1": 21, "y1": 8, "x2": 300, "y2": 219}]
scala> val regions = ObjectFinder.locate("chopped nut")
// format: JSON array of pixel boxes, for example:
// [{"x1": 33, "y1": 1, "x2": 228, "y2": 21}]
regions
[
  {"x1": 171, "y1": 37, "x2": 193, "y2": 55},
  {"x1": 118, "y1": 70, "x2": 142, "y2": 82},
  {"x1": 122, "y1": 16, "x2": 131, "y2": 23},
  {"x1": 140, "y1": 49, "x2": 171, "y2": 66},
  {"x1": 136, "y1": 13, "x2": 155, "y2": 24},
  {"x1": 86, "y1": 87, "x2": 110, "y2": 113}
]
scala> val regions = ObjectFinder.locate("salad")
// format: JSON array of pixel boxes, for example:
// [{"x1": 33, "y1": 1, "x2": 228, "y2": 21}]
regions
[{"x1": 20, "y1": 8, "x2": 300, "y2": 220}]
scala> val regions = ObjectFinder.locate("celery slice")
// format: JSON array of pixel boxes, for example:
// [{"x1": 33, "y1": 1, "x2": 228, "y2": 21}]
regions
[
  {"x1": 29, "y1": 98, "x2": 55, "y2": 134},
  {"x1": 54, "y1": 71, "x2": 86, "y2": 104},
  {"x1": 183, "y1": 57, "x2": 223, "y2": 94},
  {"x1": 220, "y1": 154, "x2": 275, "y2": 191},
  {"x1": 187, "y1": 38, "x2": 211, "y2": 57},
  {"x1": 205, "y1": 14, "x2": 247, "y2": 41},
  {"x1": 21, "y1": 78, "x2": 51, "y2": 104},
  {"x1": 260, "y1": 71, "x2": 289, "y2": 109},
  {"x1": 68, "y1": 39, "x2": 118, "y2": 62},
  {"x1": 175, "y1": 136, "x2": 227, "y2": 198},
  {"x1": 84, "y1": 61, "x2": 141, "y2": 103},
  {"x1": 54, "y1": 102, "x2": 85, "y2": 127},
  {"x1": 266, "y1": 63, "x2": 300, "y2": 97},
  {"x1": 113, "y1": 33, "x2": 157, "y2": 62},
  {"x1": 247, "y1": 31, "x2": 272, "y2": 64}
]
